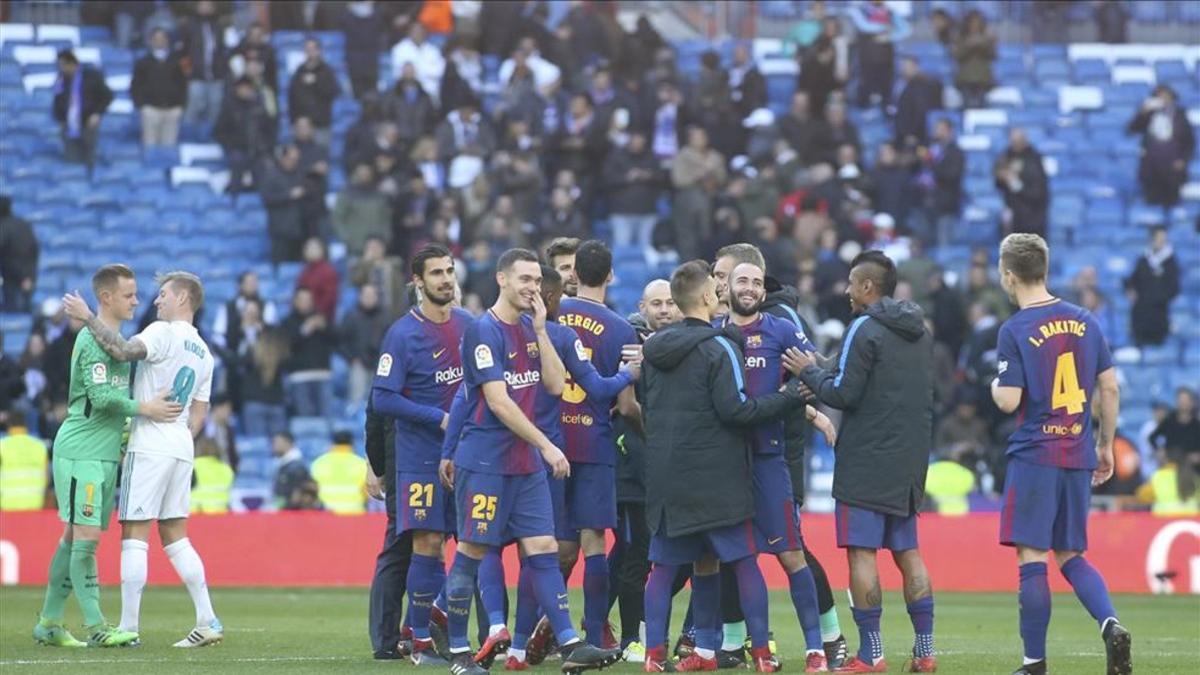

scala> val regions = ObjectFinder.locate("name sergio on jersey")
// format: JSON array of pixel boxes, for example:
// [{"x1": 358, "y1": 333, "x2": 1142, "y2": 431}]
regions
[
  {"x1": 559, "y1": 313, "x2": 606, "y2": 336},
  {"x1": 505, "y1": 369, "x2": 541, "y2": 390},
  {"x1": 435, "y1": 365, "x2": 464, "y2": 385}
]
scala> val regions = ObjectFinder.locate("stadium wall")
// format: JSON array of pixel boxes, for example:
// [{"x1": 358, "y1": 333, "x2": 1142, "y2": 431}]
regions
[{"x1": 1, "y1": 512, "x2": 1197, "y2": 594}]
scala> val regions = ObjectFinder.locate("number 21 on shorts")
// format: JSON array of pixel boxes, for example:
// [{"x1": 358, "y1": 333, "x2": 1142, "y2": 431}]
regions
[{"x1": 1051, "y1": 352, "x2": 1087, "y2": 414}]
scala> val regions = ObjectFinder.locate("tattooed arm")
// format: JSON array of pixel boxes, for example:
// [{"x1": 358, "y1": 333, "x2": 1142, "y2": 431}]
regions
[{"x1": 61, "y1": 291, "x2": 149, "y2": 362}]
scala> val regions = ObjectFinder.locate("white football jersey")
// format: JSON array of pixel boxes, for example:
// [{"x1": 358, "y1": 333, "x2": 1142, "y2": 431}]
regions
[{"x1": 127, "y1": 320, "x2": 214, "y2": 461}]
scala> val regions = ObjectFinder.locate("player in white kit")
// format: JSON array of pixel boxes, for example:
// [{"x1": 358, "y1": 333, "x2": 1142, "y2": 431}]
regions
[{"x1": 63, "y1": 271, "x2": 223, "y2": 647}]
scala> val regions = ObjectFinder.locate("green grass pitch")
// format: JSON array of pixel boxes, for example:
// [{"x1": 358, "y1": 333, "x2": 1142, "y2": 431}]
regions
[{"x1": 1, "y1": 586, "x2": 1196, "y2": 673}]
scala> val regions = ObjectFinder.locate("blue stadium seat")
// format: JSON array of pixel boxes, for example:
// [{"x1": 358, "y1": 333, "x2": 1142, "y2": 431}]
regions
[{"x1": 290, "y1": 416, "x2": 331, "y2": 439}]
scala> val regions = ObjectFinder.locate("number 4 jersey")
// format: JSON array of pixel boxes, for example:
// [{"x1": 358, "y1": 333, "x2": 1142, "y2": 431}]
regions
[
  {"x1": 996, "y1": 298, "x2": 1112, "y2": 470},
  {"x1": 127, "y1": 320, "x2": 214, "y2": 462}
]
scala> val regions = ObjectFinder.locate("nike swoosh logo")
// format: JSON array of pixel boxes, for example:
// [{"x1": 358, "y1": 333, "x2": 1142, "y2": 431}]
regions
[
  {"x1": 508, "y1": 352, "x2": 518, "y2": 359},
  {"x1": 433, "y1": 349, "x2": 446, "y2": 359},
  {"x1": 767, "y1": 537, "x2": 783, "y2": 545},
  {"x1": 557, "y1": 593, "x2": 568, "y2": 599}
]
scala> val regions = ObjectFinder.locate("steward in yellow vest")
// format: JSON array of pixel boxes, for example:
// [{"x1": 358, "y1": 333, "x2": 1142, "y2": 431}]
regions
[
  {"x1": 190, "y1": 439, "x2": 233, "y2": 514},
  {"x1": 310, "y1": 432, "x2": 367, "y2": 514},
  {"x1": 0, "y1": 416, "x2": 49, "y2": 511}
]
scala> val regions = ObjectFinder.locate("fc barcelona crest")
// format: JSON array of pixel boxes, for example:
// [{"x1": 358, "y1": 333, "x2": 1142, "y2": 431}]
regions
[
  {"x1": 746, "y1": 335, "x2": 763, "y2": 348},
  {"x1": 81, "y1": 503, "x2": 94, "y2": 518},
  {"x1": 476, "y1": 521, "x2": 489, "y2": 534},
  {"x1": 526, "y1": 342, "x2": 539, "y2": 357}
]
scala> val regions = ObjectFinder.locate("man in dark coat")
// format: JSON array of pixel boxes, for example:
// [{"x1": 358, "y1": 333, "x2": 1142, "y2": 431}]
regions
[
  {"x1": 258, "y1": 144, "x2": 308, "y2": 263},
  {"x1": 1124, "y1": 226, "x2": 1181, "y2": 347},
  {"x1": 787, "y1": 250, "x2": 936, "y2": 672},
  {"x1": 892, "y1": 57, "x2": 941, "y2": 146},
  {"x1": 1127, "y1": 85, "x2": 1196, "y2": 208},
  {"x1": 287, "y1": 38, "x2": 342, "y2": 146},
  {"x1": 0, "y1": 196, "x2": 38, "y2": 313},
  {"x1": 638, "y1": 260, "x2": 806, "y2": 671},
  {"x1": 213, "y1": 77, "x2": 275, "y2": 195},
  {"x1": 131, "y1": 27, "x2": 188, "y2": 147},
  {"x1": 994, "y1": 128, "x2": 1049, "y2": 237},
  {"x1": 52, "y1": 49, "x2": 113, "y2": 166},
  {"x1": 923, "y1": 118, "x2": 964, "y2": 243}
]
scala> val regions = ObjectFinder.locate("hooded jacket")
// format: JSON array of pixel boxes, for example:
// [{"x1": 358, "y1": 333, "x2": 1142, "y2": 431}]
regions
[
  {"x1": 614, "y1": 313, "x2": 651, "y2": 504},
  {"x1": 641, "y1": 317, "x2": 806, "y2": 537},
  {"x1": 760, "y1": 279, "x2": 816, "y2": 503},
  {"x1": 798, "y1": 297, "x2": 932, "y2": 516}
]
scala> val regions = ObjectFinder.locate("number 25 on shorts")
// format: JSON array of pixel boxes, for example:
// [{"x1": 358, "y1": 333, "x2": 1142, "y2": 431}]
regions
[{"x1": 471, "y1": 494, "x2": 498, "y2": 521}]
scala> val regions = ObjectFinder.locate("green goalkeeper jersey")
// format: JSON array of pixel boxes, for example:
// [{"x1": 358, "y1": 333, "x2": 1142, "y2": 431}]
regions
[{"x1": 52, "y1": 327, "x2": 139, "y2": 462}]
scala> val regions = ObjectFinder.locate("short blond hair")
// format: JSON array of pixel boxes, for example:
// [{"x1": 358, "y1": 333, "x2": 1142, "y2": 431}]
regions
[
  {"x1": 999, "y1": 233, "x2": 1049, "y2": 284},
  {"x1": 156, "y1": 270, "x2": 205, "y2": 311}
]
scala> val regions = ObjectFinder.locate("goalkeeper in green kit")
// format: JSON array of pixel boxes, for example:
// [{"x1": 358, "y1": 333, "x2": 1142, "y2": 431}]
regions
[{"x1": 33, "y1": 264, "x2": 182, "y2": 648}]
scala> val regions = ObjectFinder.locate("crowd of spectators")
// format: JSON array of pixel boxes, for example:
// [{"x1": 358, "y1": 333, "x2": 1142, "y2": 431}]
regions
[{"x1": 2, "y1": 1, "x2": 1198, "y2": 513}]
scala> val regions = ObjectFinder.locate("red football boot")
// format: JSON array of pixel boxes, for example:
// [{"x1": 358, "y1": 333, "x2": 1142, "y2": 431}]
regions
[
  {"x1": 526, "y1": 617, "x2": 554, "y2": 666},
  {"x1": 805, "y1": 651, "x2": 829, "y2": 672},
  {"x1": 676, "y1": 653, "x2": 718, "y2": 672},
  {"x1": 504, "y1": 655, "x2": 529, "y2": 671},
  {"x1": 474, "y1": 627, "x2": 512, "y2": 668},
  {"x1": 906, "y1": 654, "x2": 938, "y2": 672},
  {"x1": 644, "y1": 645, "x2": 676, "y2": 672},
  {"x1": 751, "y1": 646, "x2": 781, "y2": 673},
  {"x1": 835, "y1": 655, "x2": 888, "y2": 672}
]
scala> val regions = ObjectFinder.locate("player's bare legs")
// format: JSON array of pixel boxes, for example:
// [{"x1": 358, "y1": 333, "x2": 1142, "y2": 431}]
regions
[{"x1": 892, "y1": 549, "x2": 936, "y2": 672}]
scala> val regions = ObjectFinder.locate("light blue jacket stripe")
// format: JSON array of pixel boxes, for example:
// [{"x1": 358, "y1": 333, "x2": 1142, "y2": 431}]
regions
[{"x1": 834, "y1": 315, "x2": 871, "y2": 387}]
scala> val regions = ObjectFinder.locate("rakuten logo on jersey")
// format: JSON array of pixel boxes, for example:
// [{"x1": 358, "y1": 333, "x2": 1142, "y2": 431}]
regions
[
  {"x1": 745, "y1": 356, "x2": 767, "y2": 369},
  {"x1": 435, "y1": 366, "x2": 464, "y2": 385},
  {"x1": 505, "y1": 370, "x2": 541, "y2": 390}
]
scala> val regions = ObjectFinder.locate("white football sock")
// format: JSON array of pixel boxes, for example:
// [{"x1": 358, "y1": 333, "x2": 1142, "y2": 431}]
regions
[
  {"x1": 119, "y1": 539, "x2": 149, "y2": 633},
  {"x1": 164, "y1": 538, "x2": 216, "y2": 626}
]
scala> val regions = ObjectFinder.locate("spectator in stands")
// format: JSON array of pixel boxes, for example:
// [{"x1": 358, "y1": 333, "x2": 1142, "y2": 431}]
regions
[
  {"x1": 15, "y1": 332, "x2": 46, "y2": 422},
  {"x1": 605, "y1": 131, "x2": 663, "y2": 260},
  {"x1": 965, "y1": 262, "x2": 1011, "y2": 321},
  {"x1": 671, "y1": 126, "x2": 727, "y2": 261},
  {"x1": 540, "y1": 186, "x2": 588, "y2": 241},
  {"x1": 338, "y1": 284, "x2": 389, "y2": 407},
  {"x1": 780, "y1": 0, "x2": 828, "y2": 56},
  {"x1": 929, "y1": 8, "x2": 956, "y2": 48},
  {"x1": 393, "y1": 170, "x2": 437, "y2": 258},
  {"x1": 436, "y1": 96, "x2": 496, "y2": 165},
  {"x1": 1078, "y1": 286, "x2": 1118, "y2": 348},
  {"x1": 202, "y1": 395, "x2": 239, "y2": 472},
  {"x1": 798, "y1": 15, "x2": 849, "y2": 116},
  {"x1": 548, "y1": 92, "x2": 606, "y2": 207},
  {"x1": 1127, "y1": 85, "x2": 1196, "y2": 208},
  {"x1": 499, "y1": 36, "x2": 563, "y2": 98},
  {"x1": 213, "y1": 270, "x2": 277, "y2": 353},
  {"x1": 230, "y1": 22, "x2": 278, "y2": 90},
  {"x1": 1151, "y1": 387, "x2": 1200, "y2": 462},
  {"x1": 180, "y1": 0, "x2": 228, "y2": 131},
  {"x1": 297, "y1": 238, "x2": 340, "y2": 322},
  {"x1": 959, "y1": 301, "x2": 1001, "y2": 389},
  {"x1": 272, "y1": 431, "x2": 317, "y2": 510},
  {"x1": 951, "y1": 10, "x2": 997, "y2": 109},
  {"x1": 259, "y1": 143, "x2": 309, "y2": 262},
  {"x1": 241, "y1": 326, "x2": 289, "y2": 437},
  {"x1": 0, "y1": 197, "x2": 37, "y2": 313},
  {"x1": 311, "y1": 431, "x2": 368, "y2": 514},
  {"x1": 779, "y1": 92, "x2": 821, "y2": 166},
  {"x1": 282, "y1": 287, "x2": 335, "y2": 418},
  {"x1": 131, "y1": 28, "x2": 187, "y2": 148},
  {"x1": 242, "y1": 56, "x2": 280, "y2": 136},
  {"x1": 816, "y1": 101, "x2": 861, "y2": 166},
  {"x1": 214, "y1": 77, "x2": 275, "y2": 196},
  {"x1": 1124, "y1": 225, "x2": 1181, "y2": 347},
  {"x1": 390, "y1": 22, "x2": 445, "y2": 104},
  {"x1": 291, "y1": 117, "x2": 331, "y2": 239},
  {"x1": 288, "y1": 38, "x2": 342, "y2": 147},
  {"x1": 52, "y1": 49, "x2": 113, "y2": 167},
  {"x1": 441, "y1": 38, "x2": 485, "y2": 115},
  {"x1": 728, "y1": 42, "x2": 766, "y2": 122},
  {"x1": 493, "y1": 125, "x2": 546, "y2": 222},
  {"x1": 870, "y1": 142, "x2": 914, "y2": 231},
  {"x1": 0, "y1": 334, "x2": 27, "y2": 428},
  {"x1": 934, "y1": 386, "x2": 990, "y2": 460},
  {"x1": 993, "y1": 127, "x2": 1049, "y2": 237},
  {"x1": 385, "y1": 63, "x2": 438, "y2": 147},
  {"x1": 847, "y1": 0, "x2": 910, "y2": 110},
  {"x1": 926, "y1": 266, "x2": 967, "y2": 357},
  {"x1": 351, "y1": 236, "x2": 408, "y2": 318},
  {"x1": 341, "y1": 0, "x2": 383, "y2": 100},
  {"x1": 1094, "y1": 0, "x2": 1130, "y2": 43},
  {"x1": 919, "y1": 118, "x2": 964, "y2": 246},
  {"x1": 893, "y1": 57, "x2": 941, "y2": 146},
  {"x1": 650, "y1": 79, "x2": 685, "y2": 162},
  {"x1": 1031, "y1": 0, "x2": 1072, "y2": 44},
  {"x1": 334, "y1": 164, "x2": 393, "y2": 257}
]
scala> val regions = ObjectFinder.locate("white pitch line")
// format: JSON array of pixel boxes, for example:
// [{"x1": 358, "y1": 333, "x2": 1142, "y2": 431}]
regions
[{"x1": 0, "y1": 656, "x2": 358, "y2": 666}]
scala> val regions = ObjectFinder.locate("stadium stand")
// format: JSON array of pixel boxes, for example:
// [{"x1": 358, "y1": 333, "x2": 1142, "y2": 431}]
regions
[{"x1": 1, "y1": 0, "x2": 1197, "y2": 513}]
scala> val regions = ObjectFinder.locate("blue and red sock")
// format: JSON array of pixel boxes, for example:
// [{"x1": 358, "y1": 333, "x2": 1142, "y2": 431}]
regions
[
  {"x1": 851, "y1": 606, "x2": 883, "y2": 663},
  {"x1": 406, "y1": 553, "x2": 444, "y2": 641},
  {"x1": 512, "y1": 561, "x2": 538, "y2": 651},
  {"x1": 582, "y1": 554, "x2": 609, "y2": 646},
  {"x1": 690, "y1": 572, "x2": 721, "y2": 657},
  {"x1": 787, "y1": 566, "x2": 823, "y2": 652},
  {"x1": 644, "y1": 562, "x2": 679, "y2": 651},
  {"x1": 446, "y1": 552, "x2": 482, "y2": 652},
  {"x1": 1060, "y1": 556, "x2": 1117, "y2": 629},
  {"x1": 478, "y1": 548, "x2": 508, "y2": 629},
  {"x1": 1019, "y1": 562, "x2": 1051, "y2": 662},
  {"x1": 732, "y1": 557, "x2": 770, "y2": 650},
  {"x1": 906, "y1": 596, "x2": 935, "y2": 658},
  {"x1": 525, "y1": 552, "x2": 578, "y2": 646}
]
